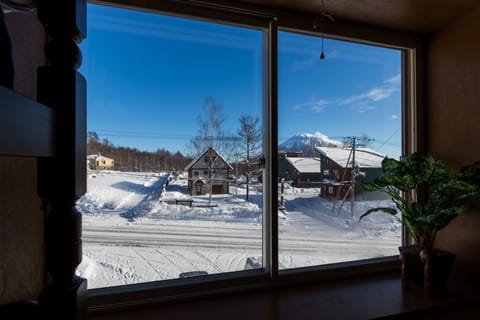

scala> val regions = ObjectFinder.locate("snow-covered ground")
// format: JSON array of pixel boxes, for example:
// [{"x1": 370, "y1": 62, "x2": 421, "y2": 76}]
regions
[{"x1": 77, "y1": 171, "x2": 401, "y2": 289}]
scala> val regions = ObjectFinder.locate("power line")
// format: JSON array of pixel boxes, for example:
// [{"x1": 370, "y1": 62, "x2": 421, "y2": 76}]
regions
[
  {"x1": 374, "y1": 128, "x2": 401, "y2": 151},
  {"x1": 91, "y1": 129, "x2": 243, "y2": 142},
  {"x1": 92, "y1": 129, "x2": 195, "y2": 141}
]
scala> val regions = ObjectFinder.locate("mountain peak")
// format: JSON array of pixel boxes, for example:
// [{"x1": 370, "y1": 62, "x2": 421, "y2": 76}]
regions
[{"x1": 279, "y1": 132, "x2": 343, "y2": 156}]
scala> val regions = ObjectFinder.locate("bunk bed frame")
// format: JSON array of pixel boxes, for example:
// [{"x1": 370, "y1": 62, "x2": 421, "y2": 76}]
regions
[{"x1": 0, "y1": 1, "x2": 87, "y2": 319}]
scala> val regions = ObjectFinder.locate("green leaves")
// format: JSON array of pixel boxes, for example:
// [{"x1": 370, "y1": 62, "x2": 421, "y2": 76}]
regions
[
  {"x1": 359, "y1": 207, "x2": 397, "y2": 220},
  {"x1": 359, "y1": 152, "x2": 480, "y2": 251}
]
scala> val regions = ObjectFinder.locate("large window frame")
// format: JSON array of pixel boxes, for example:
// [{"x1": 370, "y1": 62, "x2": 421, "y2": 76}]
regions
[{"x1": 86, "y1": 0, "x2": 422, "y2": 314}]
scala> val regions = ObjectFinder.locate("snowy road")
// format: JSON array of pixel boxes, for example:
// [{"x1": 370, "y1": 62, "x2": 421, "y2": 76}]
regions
[
  {"x1": 77, "y1": 171, "x2": 401, "y2": 288},
  {"x1": 83, "y1": 223, "x2": 263, "y2": 250},
  {"x1": 83, "y1": 222, "x2": 396, "y2": 254}
]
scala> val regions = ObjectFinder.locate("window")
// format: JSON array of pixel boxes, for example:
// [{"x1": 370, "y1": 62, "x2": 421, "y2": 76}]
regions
[
  {"x1": 278, "y1": 31, "x2": 403, "y2": 269},
  {"x1": 333, "y1": 170, "x2": 339, "y2": 180},
  {"x1": 78, "y1": 3, "x2": 266, "y2": 289},
  {"x1": 75, "y1": 0, "x2": 419, "y2": 309}
]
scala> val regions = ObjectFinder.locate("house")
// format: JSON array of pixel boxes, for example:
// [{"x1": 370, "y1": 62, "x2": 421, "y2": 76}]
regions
[
  {"x1": 2, "y1": 1, "x2": 480, "y2": 319},
  {"x1": 277, "y1": 151, "x2": 301, "y2": 181},
  {"x1": 184, "y1": 147, "x2": 233, "y2": 195},
  {"x1": 280, "y1": 156, "x2": 322, "y2": 188},
  {"x1": 315, "y1": 147, "x2": 387, "y2": 200},
  {"x1": 87, "y1": 154, "x2": 115, "y2": 170}
]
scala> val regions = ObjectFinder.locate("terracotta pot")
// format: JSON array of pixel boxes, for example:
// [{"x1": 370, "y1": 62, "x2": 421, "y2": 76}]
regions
[{"x1": 398, "y1": 245, "x2": 455, "y2": 293}]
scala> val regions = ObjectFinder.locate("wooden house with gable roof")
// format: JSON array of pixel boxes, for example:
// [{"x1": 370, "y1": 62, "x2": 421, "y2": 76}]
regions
[
  {"x1": 87, "y1": 153, "x2": 115, "y2": 170},
  {"x1": 315, "y1": 146, "x2": 388, "y2": 200},
  {"x1": 184, "y1": 147, "x2": 233, "y2": 196}
]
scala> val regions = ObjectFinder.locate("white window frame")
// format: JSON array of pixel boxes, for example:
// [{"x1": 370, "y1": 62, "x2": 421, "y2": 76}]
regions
[{"x1": 86, "y1": 0, "x2": 422, "y2": 314}]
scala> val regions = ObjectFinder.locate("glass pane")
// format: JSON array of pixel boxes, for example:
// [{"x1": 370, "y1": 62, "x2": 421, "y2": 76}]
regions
[
  {"x1": 77, "y1": 4, "x2": 265, "y2": 288},
  {"x1": 278, "y1": 31, "x2": 402, "y2": 269}
]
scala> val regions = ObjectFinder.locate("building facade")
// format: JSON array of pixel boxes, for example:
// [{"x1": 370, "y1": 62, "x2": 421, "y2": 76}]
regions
[
  {"x1": 316, "y1": 147, "x2": 388, "y2": 200},
  {"x1": 87, "y1": 154, "x2": 115, "y2": 170},
  {"x1": 184, "y1": 147, "x2": 233, "y2": 196}
]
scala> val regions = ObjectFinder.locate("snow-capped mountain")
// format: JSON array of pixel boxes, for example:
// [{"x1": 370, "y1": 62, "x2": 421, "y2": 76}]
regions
[{"x1": 279, "y1": 132, "x2": 343, "y2": 156}]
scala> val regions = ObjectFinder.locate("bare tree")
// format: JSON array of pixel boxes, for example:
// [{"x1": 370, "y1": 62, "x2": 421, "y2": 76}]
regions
[
  {"x1": 189, "y1": 96, "x2": 235, "y2": 157},
  {"x1": 238, "y1": 114, "x2": 262, "y2": 201},
  {"x1": 189, "y1": 97, "x2": 239, "y2": 204}
]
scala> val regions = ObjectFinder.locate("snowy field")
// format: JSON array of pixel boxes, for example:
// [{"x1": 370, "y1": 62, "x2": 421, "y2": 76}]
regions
[{"x1": 77, "y1": 171, "x2": 401, "y2": 289}]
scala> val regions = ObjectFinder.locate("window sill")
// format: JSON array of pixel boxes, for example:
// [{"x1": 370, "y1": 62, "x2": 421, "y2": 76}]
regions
[
  {"x1": 86, "y1": 256, "x2": 475, "y2": 319},
  {"x1": 88, "y1": 270, "x2": 474, "y2": 320}
]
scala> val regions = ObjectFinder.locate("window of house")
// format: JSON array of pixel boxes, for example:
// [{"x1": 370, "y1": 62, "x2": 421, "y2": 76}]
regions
[
  {"x1": 75, "y1": 0, "x2": 417, "y2": 309},
  {"x1": 333, "y1": 170, "x2": 339, "y2": 180}
]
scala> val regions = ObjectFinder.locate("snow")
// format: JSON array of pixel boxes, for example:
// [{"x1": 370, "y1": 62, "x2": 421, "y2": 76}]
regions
[
  {"x1": 77, "y1": 170, "x2": 401, "y2": 289},
  {"x1": 279, "y1": 132, "x2": 344, "y2": 149},
  {"x1": 285, "y1": 157, "x2": 321, "y2": 173},
  {"x1": 316, "y1": 146, "x2": 385, "y2": 168}
]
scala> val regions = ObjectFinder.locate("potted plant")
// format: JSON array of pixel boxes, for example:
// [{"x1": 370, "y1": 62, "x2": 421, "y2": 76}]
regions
[{"x1": 359, "y1": 152, "x2": 480, "y2": 292}]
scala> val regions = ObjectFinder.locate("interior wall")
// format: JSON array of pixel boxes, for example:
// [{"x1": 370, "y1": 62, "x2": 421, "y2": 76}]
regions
[
  {"x1": 425, "y1": 7, "x2": 480, "y2": 294},
  {"x1": 0, "y1": 10, "x2": 45, "y2": 305}
]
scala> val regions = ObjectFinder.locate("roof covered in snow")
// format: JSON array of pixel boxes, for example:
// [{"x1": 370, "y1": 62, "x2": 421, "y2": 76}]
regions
[
  {"x1": 87, "y1": 154, "x2": 114, "y2": 161},
  {"x1": 184, "y1": 147, "x2": 233, "y2": 171},
  {"x1": 315, "y1": 147, "x2": 384, "y2": 168},
  {"x1": 285, "y1": 157, "x2": 321, "y2": 173}
]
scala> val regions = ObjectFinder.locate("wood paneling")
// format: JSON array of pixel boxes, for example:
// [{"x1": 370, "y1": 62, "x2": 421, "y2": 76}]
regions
[
  {"x1": 0, "y1": 85, "x2": 55, "y2": 157},
  {"x1": 4, "y1": 10, "x2": 45, "y2": 97},
  {"x1": 425, "y1": 7, "x2": 480, "y2": 168},
  {"x1": 239, "y1": 0, "x2": 480, "y2": 34},
  {"x1": 0, "y1": 157, "x2": 44, "y2": 305},
  {"x1": 0, "y1": 9, "x2": 46, "y2": 306},
  {"x1": 425, "y1": 7, "x2": 480, "y2": 295}
]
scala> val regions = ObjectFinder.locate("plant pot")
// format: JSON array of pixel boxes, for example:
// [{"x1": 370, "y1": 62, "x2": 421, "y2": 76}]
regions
[
  {"x1": 399, "y1": 245, "x2": 424, "y2": 288},
  {"x1": 398, "y1": 245, "x2": 455, "y2": 293}
]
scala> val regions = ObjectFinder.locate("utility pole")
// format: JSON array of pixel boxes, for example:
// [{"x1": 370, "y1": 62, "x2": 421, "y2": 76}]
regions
[
  {"x1": 279, "y1": 178, "x2": 285, "y2": 211},
  {"x1": 350, "y1": 136, "x2": 356, "y2": 216},
  {"x1": 333, "y1": 136, "x2": 357, "y2": 216}
]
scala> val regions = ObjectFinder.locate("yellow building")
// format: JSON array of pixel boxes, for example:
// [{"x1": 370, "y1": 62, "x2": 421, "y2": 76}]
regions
[{"x1": 87, "y1": 154, "x2": 114, "y2": 170}]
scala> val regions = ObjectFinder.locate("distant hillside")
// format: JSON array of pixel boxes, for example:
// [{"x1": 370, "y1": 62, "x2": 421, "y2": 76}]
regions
[{"x1": 279, "y1": 132, "x2": 343, "y2": 156}]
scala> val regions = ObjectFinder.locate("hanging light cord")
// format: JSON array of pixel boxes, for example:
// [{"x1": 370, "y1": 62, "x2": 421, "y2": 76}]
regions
[{"x1": 313, "y1": 0, "x2": 334, "y2": 60}]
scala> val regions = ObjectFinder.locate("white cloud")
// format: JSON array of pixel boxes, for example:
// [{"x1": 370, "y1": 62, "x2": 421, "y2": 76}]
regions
[
  {"x1": 292, "y1": 99, "x2": 329, "y2": 112},
  {"x1": 291, "y1": 73, "x2": 401, "y2": 113},
  {"x1": 365, "y1": 86, "x2": 397, "y2": 101},
  {"x1": 385, "y1": 73, "x2": 401, "y2": 85},
  {"x1": 344, "y1": 72, "x2": 400, "y2": 104}
]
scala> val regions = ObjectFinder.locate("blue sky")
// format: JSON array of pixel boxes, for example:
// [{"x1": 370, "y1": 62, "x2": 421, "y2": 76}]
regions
[{"x1": 80, "y1": 4, "x2": 401, "y2": 159}]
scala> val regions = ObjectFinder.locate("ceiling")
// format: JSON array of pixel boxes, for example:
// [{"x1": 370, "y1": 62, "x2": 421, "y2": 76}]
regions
[{"x1": 236, "y1": 0, "x2": 480, "y2": 34}]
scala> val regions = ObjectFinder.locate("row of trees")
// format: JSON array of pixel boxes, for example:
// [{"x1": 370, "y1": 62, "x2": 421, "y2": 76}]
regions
[
  {"x1": 87, "y1": 132, "x2": 191, "y2": 172},
  {"x1": 88, "y1": 96, "x2": 263, "y2": 201}
]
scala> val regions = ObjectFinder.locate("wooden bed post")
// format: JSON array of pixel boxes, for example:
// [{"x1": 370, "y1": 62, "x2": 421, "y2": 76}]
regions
[{"x1": 36, "y1": 1, "x2": 88, "y2": 319}]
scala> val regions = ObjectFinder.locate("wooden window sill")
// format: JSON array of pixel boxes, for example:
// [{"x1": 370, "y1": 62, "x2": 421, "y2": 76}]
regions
[{"x1": 88, "y1": 271, "x2": 477, "y2": 319}]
